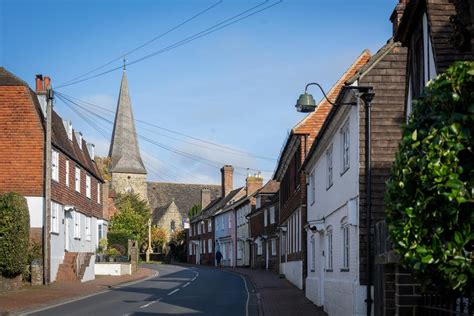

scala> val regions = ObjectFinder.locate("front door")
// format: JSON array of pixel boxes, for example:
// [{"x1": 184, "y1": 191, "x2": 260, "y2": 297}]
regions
[
  {"x1": 318, "y1": 232, "x2": 325, "y2": 306},
  {"x1": 64, "y1": 211, "x2": 69, "y2": 251}
]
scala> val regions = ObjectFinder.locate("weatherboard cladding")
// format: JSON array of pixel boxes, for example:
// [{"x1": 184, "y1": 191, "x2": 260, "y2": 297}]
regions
[
  {"x1": 109, "y1": 70, "x2": 147, "y2": 175},
  {"x1": 148, "y1": 182, "x2": 221, "y2": 224}
]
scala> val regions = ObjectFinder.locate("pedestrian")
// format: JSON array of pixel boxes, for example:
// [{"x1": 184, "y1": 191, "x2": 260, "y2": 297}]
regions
[{"x1": 215, "y1": 250, "x2": 223, "y2": 267}]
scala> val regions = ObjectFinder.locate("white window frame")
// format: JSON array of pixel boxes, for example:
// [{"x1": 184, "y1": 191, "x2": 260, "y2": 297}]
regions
[
  {"x1": 65, "y1": 160, "x2": 69, "y2": 187},
  {"x1": 97, "y1": 183, "x2": 101, "y2": 204},
  {"x1": 86, "y1": 175, "x2": 91, "y2": 199},
  {"x1": 327, "y1": 228, "x2": 333, "y2": 270},
  {"x1": 264, "y1": 209, "x2": 268, "y2": 227},
  {"x1": 311, "y1": 235, "x2": 316, "y2": 272},
  {"x1": 208, "y1": 239, "x2": 212, "y2": 254},
  {"x1": 51, "y1": 202, "x2": 60, "y2": 233},
  {"x1": 309, "y1": 170, "x2": 315, "y2": 204},
  {"x1": 74, "y1": 211, "x2": 81, "y2": 239},
  {"x1": 237, "y1": 241, "x2": 243, "y2": 259},
  {"x1": 326, "y1": 145, "x2": 333, "y2": 189},
  {"x1": 228, "y1": 214, "x2": 232, "y2": 229},
  {"x1": 85, "y1": 216, "x2": 91, "y2": 241},
  {"x1": 75, "y1": 167, "x2": 81, "y2": 192},
  {"x1": 342, "y1": 223, "x2": 350, "y2": 270},
  {"x1": 52, "y1": 150, "x2": 59, "y2": 182},
  {"x1": 271, "y1": 239, "x2": 276, "y2": 256},
  {"x1": 341, "y1": 120, "x2": 350, "y2": 174},
  {"x1": 257, "y1": 240, "x2": 263, "y2": 256},
  {"x1": 208, "y1": 219, "x2": 212, "y2": 232},
  {"x1": 269, "y1": 206, "x2": 275, "y2": 224}
]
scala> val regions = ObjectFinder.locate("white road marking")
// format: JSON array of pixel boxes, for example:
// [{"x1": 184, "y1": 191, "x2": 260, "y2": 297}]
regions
[
  {"x1": 139, "y1": 299, "x2": 161, "y2": 309},
  {"x1": 168, "y1": 288, "x2": 180, "y2": 296},
  {"x1": 182, "y1": 282, "x2": 191, "y2": 288},
  {"x1": 191, "y1": 277, "x2": 197, "y2": 281},
  {"x1": 238, "y1": 274, "x2": 250, "y2": 316}
]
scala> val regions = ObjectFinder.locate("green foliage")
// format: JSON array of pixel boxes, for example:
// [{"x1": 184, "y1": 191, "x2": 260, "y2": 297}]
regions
[
  {"x1": 107, "y1": 231, "x2": 131, "y2": 253},
  {"x1": 0, "y1": 192, "x2": 30, "y2": 277},
  {"x1": 97, "y1": 238, "x2": 108, "y2": 253},
  {"x1": 188, "y1": 204, "x2": 202, "y2": 218},
  {"x1": 151, "y1": 226, "x2": 167, "y2": 251},
  {"x1": 109, "y1": 193, "x2": 150, "y2": 244},
  {"x1": 106, "y1": 248, "x2": 121, "y2": 257},
  {"x1": 385, "y1": 61, "x2": 474, "y2": 294}
]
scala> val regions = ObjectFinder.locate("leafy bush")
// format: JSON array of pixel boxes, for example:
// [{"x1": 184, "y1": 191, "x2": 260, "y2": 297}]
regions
[
  {"x1": 106, "y1": 248, "x2": 121, "y2": 257},
  {"x1": 385, "y1": 61, "x2": 474, "y2": 294},
  {"x1": 0, "y1": 192, "x2": 30, "y2": 277},
  {"x1": 107, "y1": 231, "x2": 131, "y2": 253}
]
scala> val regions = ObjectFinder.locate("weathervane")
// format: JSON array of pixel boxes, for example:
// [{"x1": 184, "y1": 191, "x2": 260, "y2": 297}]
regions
[{"x1": 123, "y1": 57, "x2": 127, "y2": 71}]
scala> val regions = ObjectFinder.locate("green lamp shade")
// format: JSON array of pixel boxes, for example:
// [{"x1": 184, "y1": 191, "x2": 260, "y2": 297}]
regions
[{"x1": 295, "y1": 93, "x2": 316, "y2": 113}]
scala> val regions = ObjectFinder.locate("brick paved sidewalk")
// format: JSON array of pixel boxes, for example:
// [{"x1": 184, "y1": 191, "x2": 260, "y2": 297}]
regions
[
  {"x1": 0, "y1": 267, "x2": 155, "y2": 314},
  {"x1": 224, "y1": 267, "x2": 327, "y2": 316}
]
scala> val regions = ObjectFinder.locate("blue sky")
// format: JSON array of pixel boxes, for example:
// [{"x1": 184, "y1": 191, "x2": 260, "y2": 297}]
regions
[{"x1": 1, "y1": 0, "x2": 398, "y2": 186}]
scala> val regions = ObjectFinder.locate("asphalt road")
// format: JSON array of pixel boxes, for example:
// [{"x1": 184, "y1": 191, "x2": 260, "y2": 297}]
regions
[{"x1": 27, "y1": 264, "x2": 257, "y2": 316}]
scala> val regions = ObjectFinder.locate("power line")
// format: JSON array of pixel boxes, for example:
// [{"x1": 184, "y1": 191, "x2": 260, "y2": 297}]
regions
[
  {"x1": 57, "y1": 94, "x2": 268, "y2": 176},
  {"x1": 56, "y1": 91, "x2": 276, "y2": 161},
  {"x1": 56, "y1": 0, "x2": 282, "y2": 88},
  {"x1": 58, "y1": 0, "x2": 223, "y2": 87}
]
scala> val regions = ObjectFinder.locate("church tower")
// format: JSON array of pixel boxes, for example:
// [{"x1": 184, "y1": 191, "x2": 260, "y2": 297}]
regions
[{"x1": 109, "y1": 68, "x2": 148, "y2": 201}]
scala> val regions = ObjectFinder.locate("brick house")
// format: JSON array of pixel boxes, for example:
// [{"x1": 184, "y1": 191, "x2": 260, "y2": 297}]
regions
[
  {"x1": 273, "y1": 50, "x2": 370, "y2": 290},
  {"x1": 368, "y1": 1, "x2": 474, "y2": 315},
  {"x1": 303, "y1": 40, "x2": 407, "y2": 315},
  {"x1": 187, "y1": 165, "x2": 244, "y2": 266},
  {"x1": 0, "y1": 68, "x2": 105, "y2": 283},
  {"x1": 248, "y1": 180, "x2": 279, "y2": 272}
]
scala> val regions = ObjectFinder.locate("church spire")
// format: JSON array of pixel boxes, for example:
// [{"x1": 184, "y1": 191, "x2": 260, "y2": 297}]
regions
[{"x1": 109, "y1": 69, "x2": 147, "y2": 175}]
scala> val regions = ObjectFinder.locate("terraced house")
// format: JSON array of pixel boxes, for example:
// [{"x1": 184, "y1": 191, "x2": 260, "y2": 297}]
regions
[{"x1": 0, "y1": 68, "x2": 105, "y2": 283}]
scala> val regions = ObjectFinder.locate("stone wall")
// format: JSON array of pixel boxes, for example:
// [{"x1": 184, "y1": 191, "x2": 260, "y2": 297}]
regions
[
  {"x1": 111, "y1": 172, "x2": 148, "y2": 202},
  {"x1": 0, "y1": 274, "x2": 22, "y2": 292}
]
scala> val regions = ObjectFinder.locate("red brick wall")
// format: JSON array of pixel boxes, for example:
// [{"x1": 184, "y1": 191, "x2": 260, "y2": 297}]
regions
[
  {"x1": 51, "y1": 149, "x2": 103, "y2": 219},
  {"x1": 0, "y1": 86, "x2": 44, "y2": 196}
]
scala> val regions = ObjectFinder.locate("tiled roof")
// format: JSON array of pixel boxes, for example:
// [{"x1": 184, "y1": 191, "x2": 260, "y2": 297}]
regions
[
  {"x1": 273, "y1": 50, "x2": 371, "y2": 178},
  {"x1": 148, "y1": 182, "x2": 221, "y2": 223},
  {"x1": 0, "y1": 67, "x2": 29, "y2": 86},
  {"x1": 191, "y1": 187, "x2": 245, "y2": 222}
]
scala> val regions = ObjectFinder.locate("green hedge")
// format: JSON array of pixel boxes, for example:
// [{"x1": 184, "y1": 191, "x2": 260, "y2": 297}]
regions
[
  {"x1": 0, "y1": 192, "x2": 30, "y2": 277},
  {"x1": 385, "y1": 61, "x2": 474, "y2": 294},
  {"x1": 107, "y1": 231, "x2": 131, "y2": 253}
]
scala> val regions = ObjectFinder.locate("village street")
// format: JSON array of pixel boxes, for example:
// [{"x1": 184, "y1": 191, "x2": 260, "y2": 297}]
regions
[{"x1": 27, "y1": 264, "x2": 257, "y2": 316}]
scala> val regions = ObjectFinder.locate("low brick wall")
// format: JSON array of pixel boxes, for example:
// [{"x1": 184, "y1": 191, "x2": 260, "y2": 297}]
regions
[{"x1": 0, "y1": 274, "x2": 22, "y2": 292}]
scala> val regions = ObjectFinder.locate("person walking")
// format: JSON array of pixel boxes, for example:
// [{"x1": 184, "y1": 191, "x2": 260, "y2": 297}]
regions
[{"x1": 215, "y1": 250, "x2": 223, "y2": 267}]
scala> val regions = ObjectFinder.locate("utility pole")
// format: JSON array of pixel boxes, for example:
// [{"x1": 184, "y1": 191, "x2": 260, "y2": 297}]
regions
[
  {"x1": 44, "y1": 81, "x2": 53, "y2": 284},
  {"x1": 146, "y1": 218, "x2": 152, "y2": 262}
]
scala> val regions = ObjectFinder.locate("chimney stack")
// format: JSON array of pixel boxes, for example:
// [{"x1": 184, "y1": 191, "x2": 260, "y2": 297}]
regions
[
  {"x1": 220, "y1": 165, "x2": 234, "y2": 197},
  {"x1": 44, "y1": 76, "x2": 51, "y2": 90},
  {"x1": 201, "y1": 188, "x2": 211, "y2": 209},
  {"x1": 35, "y1": 74, "x2": 44, "y2": 93},
  {"x1": 246, "y1": 172, "x2": 264, "y2": 196}
]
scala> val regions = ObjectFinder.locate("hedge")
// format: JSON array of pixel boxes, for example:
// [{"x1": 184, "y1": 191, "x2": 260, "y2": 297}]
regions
[{"x1": 0, "y1": 192, "x2": 30, "y2": 277}]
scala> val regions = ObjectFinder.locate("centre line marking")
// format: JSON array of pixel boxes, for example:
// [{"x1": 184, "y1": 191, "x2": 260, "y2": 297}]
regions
[
  {"x1": 168, "y1": 288, "x2": 180, "y2": 296},
  {"x1": 139, "y1": 299, "x2": 160, "y2": 309},
  {"x1": 182, "y1": 282, "x2": 191, "y2": 288}
]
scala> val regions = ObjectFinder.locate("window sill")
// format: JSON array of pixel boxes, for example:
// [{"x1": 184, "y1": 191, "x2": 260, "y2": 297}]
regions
[
  {"x1": 74, "y1": 237, "x2": 81, "y2": 240},
  {"x1": 340, "y1": 268, "x2": 350, "y2": 272},
  {"x1": 325, "y1": 269, "x2": 333, "y2": 272}
]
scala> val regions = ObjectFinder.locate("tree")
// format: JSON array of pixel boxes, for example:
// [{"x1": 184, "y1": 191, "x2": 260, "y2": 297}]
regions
[
  {"x1": 109, "y1": 192, "x2": 151, "y2": 245},
  {"x1": 0, "y1": 192, "x2": 30, "y2": 277},
  {"x1": 385, "y1": 61, "x2": 474, "y2": 294},
  {"x1": 188, "y1": 204, "x2": 202, "y2": 218},
  {"x1": 95, "y1": 156, "x2": 111, "y2": 182},
  {"x1": 151, "y1": 226, "x2": 167, "y2": 251}
]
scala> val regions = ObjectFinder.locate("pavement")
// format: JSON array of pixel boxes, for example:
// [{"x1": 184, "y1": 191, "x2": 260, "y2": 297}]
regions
[
  {"x1": 223, "y1": 267, "x2": 327, "y2": 316},
  {"x1": 0, "y1": 267, "x2": 155, "y2": 315}
]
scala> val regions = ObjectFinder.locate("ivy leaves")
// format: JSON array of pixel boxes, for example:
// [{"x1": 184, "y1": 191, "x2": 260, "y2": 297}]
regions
[{"x1": 385, "y1": 61, "x2": 474, "y2": 294}]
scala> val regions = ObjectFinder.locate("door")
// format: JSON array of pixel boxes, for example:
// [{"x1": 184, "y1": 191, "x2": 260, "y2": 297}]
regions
[
  {"x1": 64, "y1": 211, "x2": 69, "y2": 251},
  {"x1": 318, "y1": 232, "x2": 325, "y2": 306}
]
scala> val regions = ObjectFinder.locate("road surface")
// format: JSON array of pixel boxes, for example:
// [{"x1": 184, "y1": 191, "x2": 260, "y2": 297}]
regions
[{"x1": 28, "y1": 264, "x2": 257, "y2": 316}]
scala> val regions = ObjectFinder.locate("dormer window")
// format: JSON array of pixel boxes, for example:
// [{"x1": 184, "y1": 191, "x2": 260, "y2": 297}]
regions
[
  {"x1": 52, "y1": 150, "x2": 59, "y2": 182},
  {"x1": 62, "y1": 119, "x2": 73, "y2": 141},
  {"x1": 75, "y1": 131, "x2": 82, "y2": 150}
]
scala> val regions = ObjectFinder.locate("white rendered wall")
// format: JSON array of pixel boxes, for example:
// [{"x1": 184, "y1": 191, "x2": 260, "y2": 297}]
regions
[
  {"x1": 26, "y1": 197, "x2": 44, "y2": 228},
  {"x1": 282, "y1": 260, "x2": 303, "y2": 289},
  {"x1": 81, "y1": 255, "x2": 95, "y2": 282},
  {"x1": 305, "y1": 107, "x2": 367, "y2": 315}
]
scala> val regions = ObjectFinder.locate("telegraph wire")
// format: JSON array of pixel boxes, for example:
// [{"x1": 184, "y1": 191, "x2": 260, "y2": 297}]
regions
[
  {"x1": 59, "y1": 0, "x2": 223, "y2": 86},
  {"x1": 56, "y1": 91, "x2": 276, "y2": 161},
  {"x1": 56, "y1": 0, "x2": 282, "y2": 88},
  {"x1": 57, "y1": 94, "x2": 265, "y2": 176}
]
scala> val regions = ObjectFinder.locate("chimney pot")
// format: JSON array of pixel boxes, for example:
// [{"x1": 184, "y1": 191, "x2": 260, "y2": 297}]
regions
[{"x1": 246, "y1": 172, "x2": 264, "y2": 196}]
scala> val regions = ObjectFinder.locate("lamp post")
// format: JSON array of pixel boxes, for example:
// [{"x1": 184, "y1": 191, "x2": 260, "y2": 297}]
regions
[
  {"x1": 146, "y1": 218, "x2": 152, "y2": 262},
  {"x1": 296, "y1": 82, "x2": 375, "y2": 316}
]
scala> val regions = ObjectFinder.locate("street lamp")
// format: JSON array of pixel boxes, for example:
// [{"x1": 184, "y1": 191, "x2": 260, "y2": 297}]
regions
[
  {"x1": 296, "y1": 82, "x2": 375, "y2": 316},
  {"x1": 146, "y1": 218, "x2": 152, "y2": 262}
]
